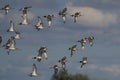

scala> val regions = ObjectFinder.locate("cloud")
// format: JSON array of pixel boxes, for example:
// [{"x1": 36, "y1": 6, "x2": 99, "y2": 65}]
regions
[
  {"x1": 0, "y1": 13, "x2": 4, "y2": 19},
  {"x1": 21, "y1": 0, "x2": 59, "y2": 9},
  {"x1": 101, "y1": 65, "x2": 120, "y2": 76},
  {"x1": 101, "y1": 0, "x2": 120, "y2": 7},
  {"x1": 72, "y1": 0, "x2": 120, "y2": 9},
  {"x1": 88, "y1": 64, "x2": 120, "y2": 76},
  {"x1": 66, "y1": 5, "x2": 118, "y2": 28},
  {"x1": 25, "y1": 12, "x2": 35, "y2": 20},
  {"x1": 0, "y1": 13, "x2": 5, "y2": 23},
  {"x1": 19, "y1": 66, "x2": 31, "y2": 73},
  {"x1": 0, "y1": 63, "x2": 13, "y2": 73}
]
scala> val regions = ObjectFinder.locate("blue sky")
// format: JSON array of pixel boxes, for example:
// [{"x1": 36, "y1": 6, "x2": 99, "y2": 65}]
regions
[{"x1": 0, "y1": 0, "x2": 120, "y2": 80}]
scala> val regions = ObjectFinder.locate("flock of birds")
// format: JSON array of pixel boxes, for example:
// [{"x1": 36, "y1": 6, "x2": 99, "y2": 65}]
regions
[{"x1": 0, "y1": 4, "x2": 95, "y2": 77}]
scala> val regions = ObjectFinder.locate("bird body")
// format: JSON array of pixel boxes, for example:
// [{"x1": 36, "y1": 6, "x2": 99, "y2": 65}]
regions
[
  {"x1": 48, "y1": 20, "x2": 52, "y2": 27},
  {"x1": 62, "y1": 15, "x2": 66, "y2": 23},
  {"x1": 42, "y1": 52, "x2": 48, "y2": 60}
]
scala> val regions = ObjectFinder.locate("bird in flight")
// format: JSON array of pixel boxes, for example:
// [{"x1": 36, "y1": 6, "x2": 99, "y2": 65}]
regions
[
  {"x1": 79, "y1": 57, "x2": 87, "y2": 68},
  {"x1": 70, "y1": 12, "x2": 82, "y2": 23},
  {"x1": 34, "y1": 16, "x2": 44, "y2": 30},
  {"x1": 44, "y1": 14, "x2": 55, "y2": 27},
  {"x1": 0, "y1": 4, "x2": 11, "y2": 14},
  {"x1": 69, "y1": 45, "x2": 78, "y2": 57},
  {"x1": 59, "y1": 7, "x2": 67, "y2": 23}
]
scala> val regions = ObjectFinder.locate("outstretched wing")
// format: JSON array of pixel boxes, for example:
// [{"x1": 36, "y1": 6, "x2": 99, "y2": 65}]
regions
[
  {"x1": 83, "y1": 57, "x2": 87, "y2": 61},
  {"x1": 24, "y1": 6, "x2": 32, "y2": 9},
  {"x1": 0, "y1": 36, "x2": 2, "y2": 44},
  {"x1": 38, "y1": 16, "x2": 43, "y2": 24},
  {"x1": 33, "y1": 63, "x2": 37, "y2": 73},
  {"x1": 70, "y1": 50, "x2": 73, "y2": 57},
  {"x1": 62, "y1": 8, "x2": 67, "y2": 13},
  {"x1": 62, "y1": 56, "x2": 67, "y2": 61},
  {"x1": 72, "y1": 45, "x2": 77, "y2": 48},
  {"x1": 38, "y1": 47, "x2": 44, "y2": 56}
]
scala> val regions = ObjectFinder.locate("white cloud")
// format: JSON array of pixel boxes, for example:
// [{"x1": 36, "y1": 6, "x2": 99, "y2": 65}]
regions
[
  {"x1": 66, "y1": 5, "x2": 118, "y2": 27},
  {"x1": 19, "y1": 66, "x2": 31, "y2": 73},
  {"x1": 88, "y1": 64, "x2": 120, "y2": 76},
  {"x1": 0, "y1": 63, "x2": 13, "y2": 73},
  {"x1": 28, "y1": 12, "x2": 35, "y2": 20},
  {"x1": 0, "y1": 13, "x2": 4, "y2": 18},
  {"x1": 88, "y1": 64, "x2": 99, "y2": 70},
  {"x1": 100, "y1": 65, "x2": 120, "y2": 76}
]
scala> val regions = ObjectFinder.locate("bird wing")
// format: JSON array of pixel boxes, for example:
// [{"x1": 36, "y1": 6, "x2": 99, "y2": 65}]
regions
[
  {"x1": 73, "y1": 45, "x2": 77, "y2": 48},
  {"x1": 71, "y1": 50, "x2": 73, "y2": 57},
  {"x1": 38, "y1": 16, "x2": 43, "y2": 24},
  {"x1": 62, "y1": 56, "x2": 66, "y2": 61},
  {"x1": 25, "y1": 6, "x2": 32, "y2": 9},
  {"x1": 33, "y1": 63, "x2": 37, "y2": 72},
  {"x1": 0, "y1": 36, "x2": 2, "y2": 43},
  {"x1": 38, "y1": 50, "x2": 42, "y2": 56},
  {"x1": 62, "y1": 8, "x2": 67, "y2": 13},
  {"x1": 83, "y1": 57, "x2": 87, "y2": 61},
  {"x1": 5, "y1": 4, "x2": 10, "y2": 8}
]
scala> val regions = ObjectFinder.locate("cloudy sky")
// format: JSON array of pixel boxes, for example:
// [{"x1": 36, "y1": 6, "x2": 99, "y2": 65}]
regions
[{"x1": 0, "y1": 0, "x2": 120, "y2": 80}]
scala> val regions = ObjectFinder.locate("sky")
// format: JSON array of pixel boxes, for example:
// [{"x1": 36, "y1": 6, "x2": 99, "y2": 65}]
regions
[{"x1": 0, "y1": 0, "x2": 120, "y2": 80}]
